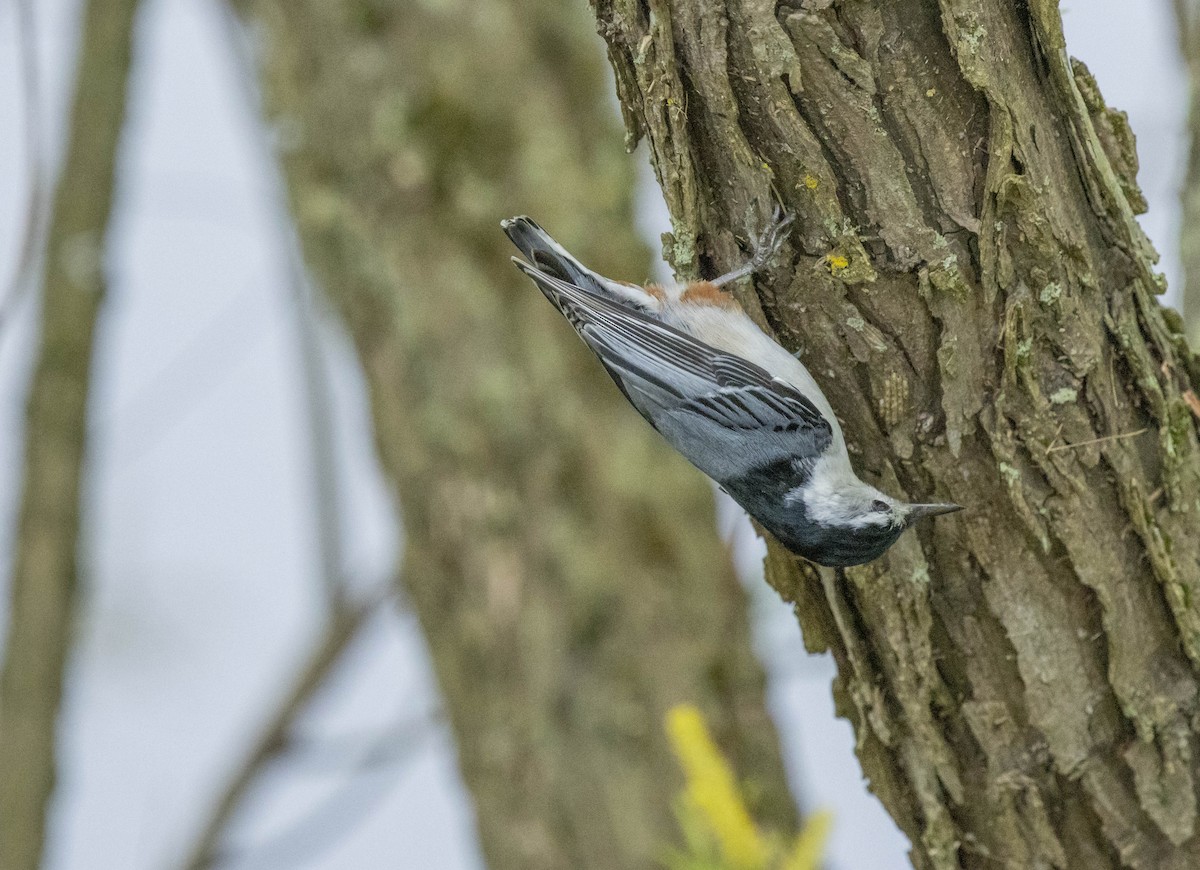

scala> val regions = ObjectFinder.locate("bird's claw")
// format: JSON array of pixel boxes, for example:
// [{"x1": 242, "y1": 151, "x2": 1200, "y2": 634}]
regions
[
  {"x1": 710, "y1": 204, "x2": 797, "y2": 288},
  {"x1": 748, "y1": 206, "x2": 796, "y2": 270}
]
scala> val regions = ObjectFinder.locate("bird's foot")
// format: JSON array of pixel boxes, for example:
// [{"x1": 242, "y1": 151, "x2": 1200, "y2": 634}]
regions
[
  {"x1": 749, "y1": 204, "x2": 796, "y2": 271},
  {"x1": 711, "y1": 204, "x2": 796, "y2": 287}
]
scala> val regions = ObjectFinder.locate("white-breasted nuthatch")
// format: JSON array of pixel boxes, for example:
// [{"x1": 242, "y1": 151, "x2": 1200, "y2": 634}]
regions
[{"x1": 501, "y1": 210, "x2": 960, "y2": 567}]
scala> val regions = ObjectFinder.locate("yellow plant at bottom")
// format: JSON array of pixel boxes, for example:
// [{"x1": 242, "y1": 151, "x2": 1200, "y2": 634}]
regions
[
  {"x1": 666, "y1": 705, "x2": 769, "y2": 869},
  {"x1": 664, "y1": 704, "x2": 831, "y2": 870},
  {"x1": 781, "y1": 808, "x2": 832, "y2": 870}
]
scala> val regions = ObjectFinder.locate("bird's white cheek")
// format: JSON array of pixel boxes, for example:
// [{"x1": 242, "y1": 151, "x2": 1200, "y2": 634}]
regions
[
  {"x1": 847, "y1": 514, "x2": 892, "y2": 531},
  {"x1": 801, "y1": 493, "x2": 847, "y2": 528}
]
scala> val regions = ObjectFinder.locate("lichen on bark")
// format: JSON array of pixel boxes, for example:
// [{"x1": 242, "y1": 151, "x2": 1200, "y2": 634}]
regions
[{"x1": 593, "y1": 0, "x2": 1200, "y2": 866}]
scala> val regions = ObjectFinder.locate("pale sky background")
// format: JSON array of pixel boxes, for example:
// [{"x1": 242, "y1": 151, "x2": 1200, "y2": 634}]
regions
[{"x1": 0, "y1": 1, "x2": 1188, "y2": 868}]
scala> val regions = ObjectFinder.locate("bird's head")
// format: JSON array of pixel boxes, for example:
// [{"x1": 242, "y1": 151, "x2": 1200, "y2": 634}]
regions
[{"x1": 788, "y1": 464, "x2": 960, "y2": 567}]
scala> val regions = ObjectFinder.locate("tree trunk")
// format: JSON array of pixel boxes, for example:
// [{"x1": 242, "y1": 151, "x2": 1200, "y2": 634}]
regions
[
  {"x1": 0, "y1": 0, "x2": 142, "y2": 868},
  {"x1": 593, "y1": 1, "x2": 1200, "y2": 868},
  {"x1": 233, "y1": 1, "x2": 798, "y2": 867}
]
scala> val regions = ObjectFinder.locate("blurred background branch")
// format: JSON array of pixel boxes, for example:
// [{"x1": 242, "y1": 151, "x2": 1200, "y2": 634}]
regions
[
  {"x1": 181, "y1": 591, "x2": 391, "y2": 870},
  {"x1": 0, "y1": 0, "x2": 143, "y2": 868},
  {"x1": 174, "y1": 14, "x2": 417, "y2": 859},
  {"x1": 1176, "y1": 0, "x2": 1200, "y2": 342},
  {"x1": 210, "y1": 707, "x2": 438, "y2": 870},
  {"x1": 0, "y1": 0, "x2": 47, "y2": 337}
]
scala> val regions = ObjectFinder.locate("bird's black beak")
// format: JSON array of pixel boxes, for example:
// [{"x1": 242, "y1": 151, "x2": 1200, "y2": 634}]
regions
[{"x1": 906, "y1": 503, "x2": 963, "y2": 524}]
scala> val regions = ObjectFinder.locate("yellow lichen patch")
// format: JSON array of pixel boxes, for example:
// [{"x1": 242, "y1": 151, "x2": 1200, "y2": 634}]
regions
[
  {"x1": 802, "y1": 173, "x2": 819, "y2": 190},
  {"x1": 666, "y1": 705, "x2": 768, "y2": 869},
  {"x1": 826, "y1": 253, "x2": 850, "y2": 275}
]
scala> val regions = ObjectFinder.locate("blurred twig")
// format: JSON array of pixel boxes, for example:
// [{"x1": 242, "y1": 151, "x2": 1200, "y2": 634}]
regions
[
  {"x1": 179, "y1": 591, "x2": 392, "y2": 870},
  {"x1": 0, "y1": 1, "x2": 143, "y2": 868},
  {"x1": 284, "y1": 246, "x2": 349, "y2": 610},
  {"x1": 219, "y1": 0, "x2": 348, "y2": 609},
  {"x1": 0, "y1": 0, "x2": 48, "y2": 339},
  {"x1": 105, "y1": 280, "x2": 269, "y2": 462},
  {"x1": 270, "y1": 711, "x2": 441, "y2": 773},
  {"x1": 214, "y1": 712, "x2": 438, "y2": 870},
  {"x1": 176, "y1": 6, "x2": 410, "y2": 866}
]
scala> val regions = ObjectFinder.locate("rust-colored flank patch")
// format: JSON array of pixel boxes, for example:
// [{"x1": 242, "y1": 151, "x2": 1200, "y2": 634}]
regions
[
  {"x1": 679, "y1": 280, "x2": 741, "y2": 310},
  {"x1": 640, "y1": 282, "x2": 667, "y2": 301}
]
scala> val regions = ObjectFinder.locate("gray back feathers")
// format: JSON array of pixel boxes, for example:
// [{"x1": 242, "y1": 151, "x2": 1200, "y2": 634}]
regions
[{"x1": 512, "y1": 260, "x2": 833, "y2": 485}]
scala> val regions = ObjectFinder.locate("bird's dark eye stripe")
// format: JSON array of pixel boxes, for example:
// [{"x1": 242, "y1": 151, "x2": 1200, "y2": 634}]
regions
[{"x1": 871, "y1": 499, "x2": 889, "y2": 512}]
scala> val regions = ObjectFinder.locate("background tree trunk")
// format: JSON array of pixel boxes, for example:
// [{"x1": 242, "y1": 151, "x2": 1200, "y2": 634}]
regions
[
  {"x1": 1177, "y1": 0, "x2": 1200, "y2": 344},
  {"x1": 593, "y1": 1, "x2": 1200, "y2": 867},
  {"x1": 0, "y1": 1, "x2": 142, "y2": 868},
  {"x1": 232, "y1": 1, "x2": 798, "y2": 867}
]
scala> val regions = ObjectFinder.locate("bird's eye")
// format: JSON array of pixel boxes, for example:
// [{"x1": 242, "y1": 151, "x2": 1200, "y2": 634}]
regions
[{"x1": 871, "y1": 499, "x2": 889, "y2": 513}]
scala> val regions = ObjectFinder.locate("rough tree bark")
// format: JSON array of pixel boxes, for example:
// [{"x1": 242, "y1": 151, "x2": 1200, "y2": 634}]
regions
[
  {"x1": 0, "y1": 0, "x2": 142, "y2": 868},
  {"x1": 592, "y1": 1, "x2": 1200, "y2": 868},
  {"x1": 233, "y1": 1, "x2": 797, "y2": 867}
]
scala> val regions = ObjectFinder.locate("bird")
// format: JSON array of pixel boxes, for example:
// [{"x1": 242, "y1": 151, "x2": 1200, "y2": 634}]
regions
[{"x1": 501, "y1": 209, "x2": 960, "y2": 567}]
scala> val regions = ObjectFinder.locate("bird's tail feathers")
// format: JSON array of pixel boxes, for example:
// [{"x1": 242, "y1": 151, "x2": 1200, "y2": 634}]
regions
[
  {"x1": 511, "y1": 259, "x2": 629, "y2": 349},
  {"x1": 501, "y1": 216, "x2": 606, "y2": 295},
  {"x1": 511, "y1": 257, "x2": 572, "y2": 311},
  {"x1": 501, "y1": 216, "x2": 662, "y2": 312}
]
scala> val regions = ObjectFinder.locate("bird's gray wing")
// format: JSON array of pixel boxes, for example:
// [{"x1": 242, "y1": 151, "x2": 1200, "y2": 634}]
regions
[{"x1": 513, "y1": 260, "x2": 833, "y2": 477}]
